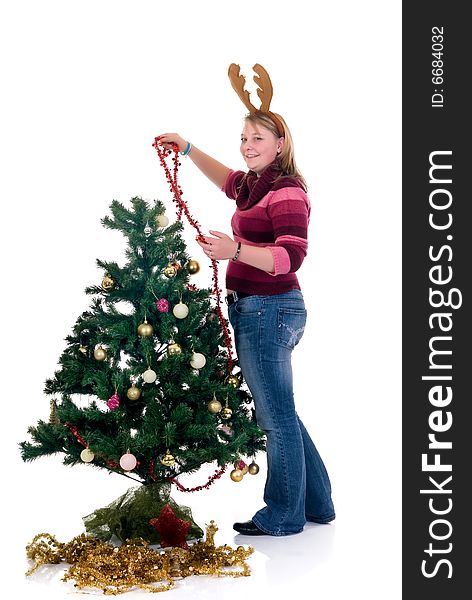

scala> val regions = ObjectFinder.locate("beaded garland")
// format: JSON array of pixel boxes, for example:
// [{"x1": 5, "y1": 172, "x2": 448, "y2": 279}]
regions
[{"x1": 152, "y1": 138, "x2": 234, "y2": 373}]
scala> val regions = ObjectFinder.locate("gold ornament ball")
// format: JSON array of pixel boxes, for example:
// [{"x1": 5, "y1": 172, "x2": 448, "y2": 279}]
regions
[
  {"x1": 93, "y1": 345, "x2": 107, "y2": 361},
  {"x1": 167, "y1": 342, "x2": 182, "y2": 356},
  {"x1": 127, "y1": 384, "x2": 141, "y2": 401},
  {"x1": 101, "y1": 274, "x2": 115, "y2": 291},
  {"x1": 230, "y1": 468, "x2": 244, "y2": 482},
  {"x1": 221, "y1": 407, "x2": 233, "y2": 420},
  {"x1": 226, "y1": 375, "x2": 240, "y2": 388},
  {"x1": 156, "y1": 214, "x2": 169, "y2": 227},
  {"x1": 163, "y1": 264, "x2": 178, "y2": 278},
  {"x1": 208, "y1": 398, "x2": 222, "y2": 414},
  {"x1": 161, "y1": 451, "x2": 175, "y2": 467},
  {"x1": 186, "y1": 259, "x2": 200, "y2": 274},
  {"x1": 137, "y1": 320, "x2": 154, "y2": 337},
  {"x1": 248, "y1": 461, "x2": 260, "y2": 475}
]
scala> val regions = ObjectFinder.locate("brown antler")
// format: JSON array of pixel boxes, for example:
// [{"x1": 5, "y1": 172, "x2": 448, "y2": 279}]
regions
[
  {"x1": 228, "y1": 63, "x2": 256, "y2": 113},
  {"x1": 228, "y1": 63, "x2": 284, "y2": 136},
  {"x1": 253, "y1": 63, "x2": 273, "y2": 112}
]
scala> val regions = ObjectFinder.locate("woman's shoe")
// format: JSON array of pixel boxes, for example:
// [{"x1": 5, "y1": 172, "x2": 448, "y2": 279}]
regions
[{"x1": 233, "y1": 520, "x2": 267, "y2": 535}]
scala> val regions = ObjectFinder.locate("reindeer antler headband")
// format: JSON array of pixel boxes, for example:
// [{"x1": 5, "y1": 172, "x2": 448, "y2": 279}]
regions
[{"x1": 228, "y1": 63, "x2": 285, "y2": 137}]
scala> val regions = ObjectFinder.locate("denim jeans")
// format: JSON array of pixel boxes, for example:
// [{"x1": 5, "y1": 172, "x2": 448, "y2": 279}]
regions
[{"x1": 228, "y1": 289, "x2": 335, "y2": 535}]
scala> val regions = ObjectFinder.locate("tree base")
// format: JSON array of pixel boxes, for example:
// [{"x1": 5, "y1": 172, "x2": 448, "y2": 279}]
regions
[{"x1": 83, "y1": 482, "x2": 203, "y2": 544}]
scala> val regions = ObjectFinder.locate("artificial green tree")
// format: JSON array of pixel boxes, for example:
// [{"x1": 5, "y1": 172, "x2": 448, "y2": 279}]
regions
[{"x1": 20, "y1": 197, "x2": 265, "y2": 544}]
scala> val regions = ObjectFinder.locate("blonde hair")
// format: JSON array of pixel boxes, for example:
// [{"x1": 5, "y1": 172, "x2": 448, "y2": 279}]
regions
[{"x1": 244, "y1": 112, "x2": 307, "y2": 191}]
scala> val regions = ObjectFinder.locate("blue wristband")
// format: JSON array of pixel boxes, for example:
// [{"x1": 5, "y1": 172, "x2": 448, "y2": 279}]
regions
[{"x1": 180, "y1": 142, "x2": 192, "y2": 156}]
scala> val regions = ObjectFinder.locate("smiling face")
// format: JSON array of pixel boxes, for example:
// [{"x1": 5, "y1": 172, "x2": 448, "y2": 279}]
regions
[{"x1": 240, "y1": 120, "x2": 283, "y2": 175}]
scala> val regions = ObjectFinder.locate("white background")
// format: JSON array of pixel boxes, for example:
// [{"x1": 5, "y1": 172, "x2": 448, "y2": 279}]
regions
[{"x1": 0, "y1": 1, "x2": 401, "y2": 598}]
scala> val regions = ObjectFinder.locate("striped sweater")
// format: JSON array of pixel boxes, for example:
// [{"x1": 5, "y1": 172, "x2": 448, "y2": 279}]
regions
[{"x1": 223, "y1": 169, "x2": 311, "y2": 295}]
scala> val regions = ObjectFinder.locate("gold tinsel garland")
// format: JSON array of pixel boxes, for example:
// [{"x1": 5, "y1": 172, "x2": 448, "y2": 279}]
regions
[{"x1": 26, "y1": 521, "x2": 253, "y2": 595}]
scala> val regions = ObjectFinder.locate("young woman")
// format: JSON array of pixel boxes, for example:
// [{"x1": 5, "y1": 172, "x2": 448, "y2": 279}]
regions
[{"x1": 157, "y1": 105, "x2": 335, "y2": 536}]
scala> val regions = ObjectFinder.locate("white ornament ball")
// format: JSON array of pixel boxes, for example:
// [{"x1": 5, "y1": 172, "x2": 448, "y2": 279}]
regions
[
  {"x1": 143, "y1": 368, "x2": 157, "y2": 383},
  {"x1": 80, "y1": 448, "x2": 95, "y2": 463},
  {"x1": 190, "y1": 352, "x2": 206, "y2": 369},
  {"x1": 173, "y1": 302, "x2": 189, "y2": 319},
  {"x1": 156, "y1": 214, "x2": 169, "y2": 227},
  {"x1": 119, "y1": 453, "x2": 137, "y2": 471}
]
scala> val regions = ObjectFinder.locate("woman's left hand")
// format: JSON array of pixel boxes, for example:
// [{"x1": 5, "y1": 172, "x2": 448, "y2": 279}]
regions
[{"x1": 196, "y1": 230, "x2": 238, "y2": 261}]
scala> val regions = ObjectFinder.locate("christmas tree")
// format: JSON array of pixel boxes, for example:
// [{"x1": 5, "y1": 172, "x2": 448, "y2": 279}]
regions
[{"x1": 20, "y1": 196, "x2": 265, "y2": 545}]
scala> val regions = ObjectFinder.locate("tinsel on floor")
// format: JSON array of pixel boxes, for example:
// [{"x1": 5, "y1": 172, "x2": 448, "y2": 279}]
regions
[{"x1": 25, "y1": 520, "x2": 254, "y2": 595}]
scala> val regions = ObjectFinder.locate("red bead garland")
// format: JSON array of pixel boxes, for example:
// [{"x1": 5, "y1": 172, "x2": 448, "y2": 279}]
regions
[
  {"x1": 152, "y1": 138, "x2": 234, "y2": 373},
  {"x1": 169, "y1": 466, "x2": 227, "y2": 492},
  {"x1": 149, "y1": 460, "x2": 226, "y2": 491},
  {"x1": 64, "y1": 423, "x2": 87, "y2": 447}
]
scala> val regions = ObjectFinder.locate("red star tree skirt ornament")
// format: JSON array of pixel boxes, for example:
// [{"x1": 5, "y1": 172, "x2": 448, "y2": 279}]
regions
[{"x1": 149, "y1": 503, "x2": 191, "y2": 549}]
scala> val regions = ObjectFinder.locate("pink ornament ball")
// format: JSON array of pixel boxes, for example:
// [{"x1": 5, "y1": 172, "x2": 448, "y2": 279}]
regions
[
  {"x1": 219, "y1": 425, "x2": 233, "y2": 436},
  {"x1": 156, "y1": 298, "x2": 169, "y2": 312},
  {"x1": 106, "y1": 393, "x2": 120, "y2": 410},
  {"x1": 119, "y1": 453, "x2": 137, "y2": 471}
]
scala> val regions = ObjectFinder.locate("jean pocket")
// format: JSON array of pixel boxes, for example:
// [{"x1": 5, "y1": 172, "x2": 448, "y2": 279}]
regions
[
  {"x1": 276, "y1": 308, "x2": 307, "y2": 349},
  {"x1": 233, "y1": 296, "x2": 262, "y2": 316}
]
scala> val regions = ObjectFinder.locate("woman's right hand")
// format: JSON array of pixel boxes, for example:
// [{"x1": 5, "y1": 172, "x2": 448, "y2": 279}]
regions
[{"x1": 156, "y1": 133, "x2": 188, "y2": 154}]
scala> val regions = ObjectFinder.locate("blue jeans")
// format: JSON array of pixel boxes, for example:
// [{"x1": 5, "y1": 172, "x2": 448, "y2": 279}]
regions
[{"x1": 228, "y1": 290, "x2": 335, "y2": 535}]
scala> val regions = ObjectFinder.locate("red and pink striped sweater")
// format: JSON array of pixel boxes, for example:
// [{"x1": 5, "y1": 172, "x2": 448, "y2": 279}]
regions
[{"x1": 223, "y1": 168, "x2": 311, "y2": 295}]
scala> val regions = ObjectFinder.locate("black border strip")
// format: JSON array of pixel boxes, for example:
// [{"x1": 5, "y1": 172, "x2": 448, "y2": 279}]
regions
[{"x1": 403, "y1": 3, "x2": 470, "y2": 597}]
